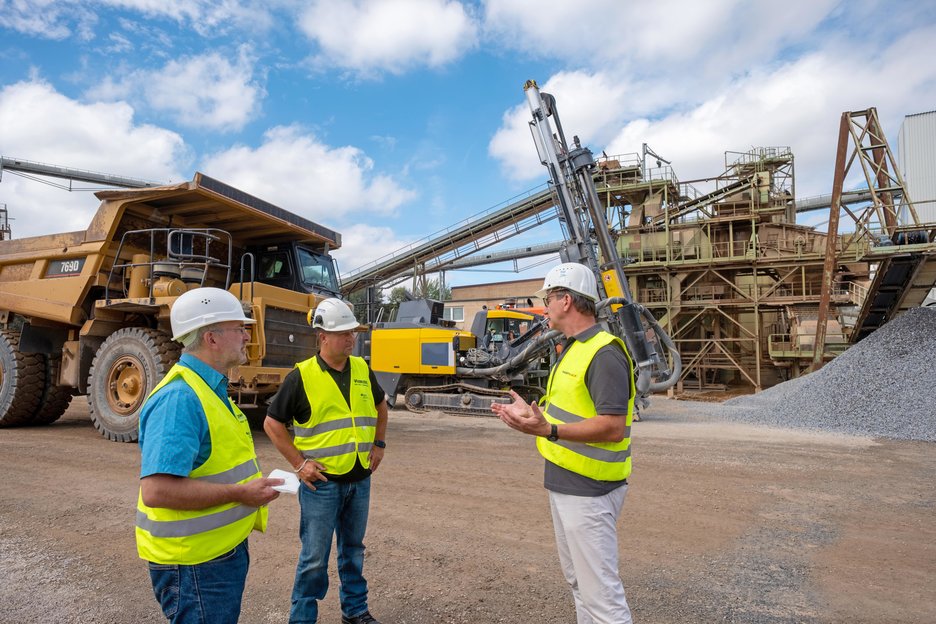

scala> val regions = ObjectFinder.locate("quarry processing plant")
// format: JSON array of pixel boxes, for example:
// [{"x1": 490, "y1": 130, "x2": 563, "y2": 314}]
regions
[{"x1": 343, "y1": 108, "x2": 936, "y2": 393}]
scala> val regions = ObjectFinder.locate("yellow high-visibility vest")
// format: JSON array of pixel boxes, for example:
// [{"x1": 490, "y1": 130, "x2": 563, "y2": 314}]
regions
[
  {"x1": 293, "y1": 356, "x2": 378, "y2": 475},
  {"x1": 536, "y1": 331, "x2": 635, "y2": 481},
  {"x1": 136, "y1": 364, "x2": 267, "y2": 565}
]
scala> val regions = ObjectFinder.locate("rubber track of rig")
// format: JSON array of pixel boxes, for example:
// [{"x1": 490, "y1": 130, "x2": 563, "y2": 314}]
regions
[{"x1": 403, "y1": 383, "x2": 544, "y2": 417}]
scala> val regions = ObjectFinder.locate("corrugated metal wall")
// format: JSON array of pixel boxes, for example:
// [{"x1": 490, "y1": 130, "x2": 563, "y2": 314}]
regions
[{"x1": 898, "y1": 111, "x2": 936, "y2": 224}]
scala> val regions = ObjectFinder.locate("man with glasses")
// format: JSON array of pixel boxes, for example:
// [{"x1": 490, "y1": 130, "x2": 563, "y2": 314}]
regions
[
  {"x1": 264, "y1": 297, "x2": 388, "y2": 624},
  {"x1": 492, "y1": 262, "x2": 636, "y2": 624},
  {"x1": 136, "y1": 287, "x2": 283, "y2": 623}
]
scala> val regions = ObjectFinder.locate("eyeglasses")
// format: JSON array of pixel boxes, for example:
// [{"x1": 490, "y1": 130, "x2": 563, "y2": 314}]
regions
[
  {"x1": 210, "y1": 326, "x2": 249, "y2": 335},
  {"x1": 543, "y1": 291, "x2": 568, "y2": 306}
]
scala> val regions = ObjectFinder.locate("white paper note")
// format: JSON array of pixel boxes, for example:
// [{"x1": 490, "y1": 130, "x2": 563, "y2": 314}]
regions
[{"x1": 268, "y1": 468, "x2": 300, "y2": 494}]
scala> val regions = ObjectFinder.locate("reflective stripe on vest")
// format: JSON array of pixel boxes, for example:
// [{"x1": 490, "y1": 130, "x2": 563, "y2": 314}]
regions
[
  {"x1": 136, "y1": 364, "x2": 268, "y2": 565},
  {"x1": 294, "y1": 356, "x2": 378, "y2": 475},
  {"x1": 536, "y1": 331, "x2": 635, "y2": 481}
]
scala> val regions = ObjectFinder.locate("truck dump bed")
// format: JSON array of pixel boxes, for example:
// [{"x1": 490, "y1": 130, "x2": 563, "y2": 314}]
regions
[{"x1": 0, "y1": 172, "x2": 340, "y2": 328}]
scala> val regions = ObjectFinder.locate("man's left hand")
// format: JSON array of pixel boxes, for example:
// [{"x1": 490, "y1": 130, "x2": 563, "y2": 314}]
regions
[
  {"x1": 491, "y1": 390, "x2": 550, "y2": 437},
  {"x1": 369, "y1": 446, "x2": 385, "y2": 472}
]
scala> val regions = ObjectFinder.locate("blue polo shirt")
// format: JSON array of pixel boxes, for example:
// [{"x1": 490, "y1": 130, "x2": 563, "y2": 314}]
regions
[{"x1": 138, "y1": 353, "x2": 234, "y2": 478}]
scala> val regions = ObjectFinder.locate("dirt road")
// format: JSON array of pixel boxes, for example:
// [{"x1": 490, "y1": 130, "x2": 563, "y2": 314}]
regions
[{"x1": 1, "y1": 399, "x2": 934, "y2": 623}]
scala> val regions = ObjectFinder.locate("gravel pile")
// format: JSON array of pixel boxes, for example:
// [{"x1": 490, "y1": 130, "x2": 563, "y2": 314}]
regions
[{"x1": 720, "y1": 306, "x2": 936, "y2": 441}]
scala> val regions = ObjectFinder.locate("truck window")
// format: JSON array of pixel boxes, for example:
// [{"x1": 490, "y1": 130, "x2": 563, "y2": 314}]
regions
[
  {"x1": 260, "y1": 252, "x2": 291, "y2": 279},
  {"x1": 297, "y1": 247, "x2": 340, "y2": 294}
]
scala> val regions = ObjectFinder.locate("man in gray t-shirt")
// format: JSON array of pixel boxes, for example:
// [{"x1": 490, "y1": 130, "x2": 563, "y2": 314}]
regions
[{"x1": 492, "y1": 263, "x2": 635, "y2": 624}]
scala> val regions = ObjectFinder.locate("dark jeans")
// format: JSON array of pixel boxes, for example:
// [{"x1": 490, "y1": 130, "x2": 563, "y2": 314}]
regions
[
  {"x1": 290, "y1": 476, "x2": 371, "y2": 624},
  {"x1": 148, "y1": 539, "x2": 249, "y2": 624}
]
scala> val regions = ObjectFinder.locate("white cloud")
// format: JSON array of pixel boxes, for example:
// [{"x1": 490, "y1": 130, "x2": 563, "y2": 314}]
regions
[
  {"x1": 489, "y1": 71, "x2": 629, "y2": 181},
  {"x1": 0, "y1": 1, "x2": 275, "y2": 39},
  {"x1": 332, "y1": 223, "x2": 416, "y2": 275},
  {"x1": 603, "y1": 33, "x2": 936, "y2": 198},
  {"x1": 105, "y1": 31, "x2": 133, "y2": 54},
  {"x1": 483, "y1": 0, "x2": 837, "y2": 75},
  {"x1": 489, "y1": 13, "x2": 936, "y2": 202},
  {"x1": 199, "y1": 125, "x2": 417, "y2": 222},
  {"x1": 298, "y1": 0, "x2": 478, "y2": 76},
  {"x1": 0, "y1": 0, "x2": 97, "y2": 40},
  {"x1": 92, "y1": 49, "x2": 263, "y2": 131},
  {"x1": 0, "y1": 80, "x2": 188, "y2": 238},
  {"x1": 102, "y1": 0, "x2": 276, "y2": 35}
]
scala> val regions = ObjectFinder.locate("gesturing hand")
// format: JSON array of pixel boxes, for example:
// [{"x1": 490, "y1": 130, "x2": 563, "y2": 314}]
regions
[{"x1": 490, "y1": 390, "x2": 550, "y2": 437}]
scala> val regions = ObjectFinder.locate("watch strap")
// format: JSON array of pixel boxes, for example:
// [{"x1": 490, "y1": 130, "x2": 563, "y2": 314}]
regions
[{"x1": 547, "y1": 424, "x2": 559, "y2": 441}]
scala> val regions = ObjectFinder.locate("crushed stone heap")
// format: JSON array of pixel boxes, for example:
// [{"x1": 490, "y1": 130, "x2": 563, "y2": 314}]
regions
[{"x1": 722, "y1": 306, "x2": 936, "y2": 441}]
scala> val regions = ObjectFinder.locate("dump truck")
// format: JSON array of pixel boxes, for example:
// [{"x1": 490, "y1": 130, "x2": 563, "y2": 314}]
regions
[{"x1": 0, "y1": 172, "x2": 342, "y2": 441}]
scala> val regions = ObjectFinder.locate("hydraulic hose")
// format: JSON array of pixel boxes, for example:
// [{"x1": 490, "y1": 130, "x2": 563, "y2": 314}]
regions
[
  {"x1": 455, "y1": 327, "x2": 563, "y2": 379},
  {"x1": 458, "y1": 298, "x2": 681, "y2": 394},
  {"x1": 598, "y1": 298, "x2": 682, "y2": 393}
]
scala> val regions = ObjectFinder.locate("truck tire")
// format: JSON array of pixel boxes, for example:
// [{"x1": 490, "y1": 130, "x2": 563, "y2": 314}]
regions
[
  {"x1": 87, "y1": 328, "x2": 180, "y2": 442},
  {"x1": 29, "y1": 356, "x2": 76, "y2": 425},
  {"x1": 0, "y1": 330, "x2": 47, "y2": 427}
]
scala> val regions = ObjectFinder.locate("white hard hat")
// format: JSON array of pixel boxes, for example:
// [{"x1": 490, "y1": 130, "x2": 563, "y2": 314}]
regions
[
  {"x1": 535, "y1": 262, "x2": 599, "y2": 302},
  {"x1": 309, "y1": 298, "x2": 364, "y2": 332},
  {"x1": 170, "y1": 287, "x2": 255, "y2": 341}
]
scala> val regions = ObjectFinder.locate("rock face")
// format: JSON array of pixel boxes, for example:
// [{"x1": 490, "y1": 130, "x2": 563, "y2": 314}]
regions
[{"x1": 723, "y1": 306, "x2": 936, "y2": 441}]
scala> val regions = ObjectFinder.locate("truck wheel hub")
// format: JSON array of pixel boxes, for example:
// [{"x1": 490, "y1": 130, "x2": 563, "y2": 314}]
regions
[{"x1": 108, "y1": 356, "x2": 145, "y2": 413}]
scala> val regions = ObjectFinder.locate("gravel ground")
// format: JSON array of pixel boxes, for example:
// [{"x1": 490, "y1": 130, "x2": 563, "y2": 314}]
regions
[
  {"x1": 2, "y1": 398, "x2": 935, "y2": 623},
  {"x1": 721, "y1": 307, "x2": 936, "y2": 441},
  {"x1": 2, "y1": 310, "x2": 935, "y2": 622}
]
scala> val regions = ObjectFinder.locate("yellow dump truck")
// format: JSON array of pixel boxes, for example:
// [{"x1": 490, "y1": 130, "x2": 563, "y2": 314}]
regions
[{"x1": 0, "y1": 173, "x2": 342, "y2": 441}]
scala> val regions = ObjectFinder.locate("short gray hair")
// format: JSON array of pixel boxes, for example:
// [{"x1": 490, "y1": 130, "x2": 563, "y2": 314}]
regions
[
  {"x1": 181, "y1": 325, "x2": 213, "y2": 353},
  {"x1": 567, "y1": 291, "x2": 597, "y2": 318}
]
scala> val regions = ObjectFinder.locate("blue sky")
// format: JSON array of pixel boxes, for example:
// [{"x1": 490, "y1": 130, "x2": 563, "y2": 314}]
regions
[{"x1": 1, "y1": 0, "x2": 935, "y2": 288}]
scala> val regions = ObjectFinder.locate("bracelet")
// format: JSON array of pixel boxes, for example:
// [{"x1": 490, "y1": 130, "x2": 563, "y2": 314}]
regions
[{"x1": 293, "y1": 458, "x2": 310, "y2": 473}]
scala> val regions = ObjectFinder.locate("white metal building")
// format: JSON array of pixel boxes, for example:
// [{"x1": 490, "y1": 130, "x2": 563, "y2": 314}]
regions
[
  {"x1": 898, "y1": 110, "x2": 936, "y2": 224},
  {"x1": 898, "y1": 111, "x2": 936, "y2": 306}
]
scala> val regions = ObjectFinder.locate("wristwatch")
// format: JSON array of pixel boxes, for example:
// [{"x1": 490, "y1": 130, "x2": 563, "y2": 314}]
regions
[
  {"x1": 546, "y1": 424, "x2": 559, "y2": 442},
  {"x1": 373, "y1": 439, "x2": 386, "y2": 448}
]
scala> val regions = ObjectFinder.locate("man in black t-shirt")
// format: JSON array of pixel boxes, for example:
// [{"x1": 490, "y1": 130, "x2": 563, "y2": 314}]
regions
[{"x1": 264, "y1": 298, "x2": 387, "y2": 624}]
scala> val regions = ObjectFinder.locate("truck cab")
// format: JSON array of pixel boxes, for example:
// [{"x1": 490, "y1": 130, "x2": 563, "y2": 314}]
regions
[{"x1": 252, "y1": 243, "x2": 341, "y2": 297}]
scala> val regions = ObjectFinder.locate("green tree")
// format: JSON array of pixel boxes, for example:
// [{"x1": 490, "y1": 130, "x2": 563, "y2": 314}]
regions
[
  {"x1": 423, "y1": 278, "x2": 451, "y2": 301},
  {"x1": 347, "y1": 288, "x2": 386, "y2": 323}
]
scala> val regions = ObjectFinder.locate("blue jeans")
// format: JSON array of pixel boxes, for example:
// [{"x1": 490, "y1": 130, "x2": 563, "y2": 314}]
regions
[
  {"x1": 290, "y1": 476, "x2": 371, "y2": 624},
  {"x1": 148, "y1": 539, "x2": 249, "y2": 624}
]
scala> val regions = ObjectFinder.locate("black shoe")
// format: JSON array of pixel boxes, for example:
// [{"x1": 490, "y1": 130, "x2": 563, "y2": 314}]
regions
[{"x1": 342, "y1": 612, "x2": 381, "y2": 624}]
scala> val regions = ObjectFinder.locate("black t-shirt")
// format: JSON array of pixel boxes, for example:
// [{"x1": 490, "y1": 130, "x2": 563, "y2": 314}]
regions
[
  {"x1": 543, "y1": 325, "x2": 634, "y2": 497},
  {"x1": 267, "y1": 355, "x2": 385, "y2": 483}
]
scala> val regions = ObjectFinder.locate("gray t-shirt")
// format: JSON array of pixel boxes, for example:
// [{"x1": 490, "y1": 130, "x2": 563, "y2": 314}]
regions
[{"x1": 543, "y1": 325, "x2": 633, "y2": 497}]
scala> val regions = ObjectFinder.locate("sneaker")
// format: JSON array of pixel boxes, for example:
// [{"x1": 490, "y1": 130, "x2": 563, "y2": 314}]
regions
[{"x1": 342, "y1": 612, "x2": 381, "y2": 624}]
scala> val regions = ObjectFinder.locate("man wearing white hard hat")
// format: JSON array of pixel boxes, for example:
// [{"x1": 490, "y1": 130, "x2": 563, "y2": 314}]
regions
[
  {"x1": 136, "y1": 287, "x2": 283, "y2": 624},
  {"x1": 492, "y1": 262, "x2": 636, "y2": 624},
  {"x1": 264, "y1": 297, "x2": 388, "y2": 624}
]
